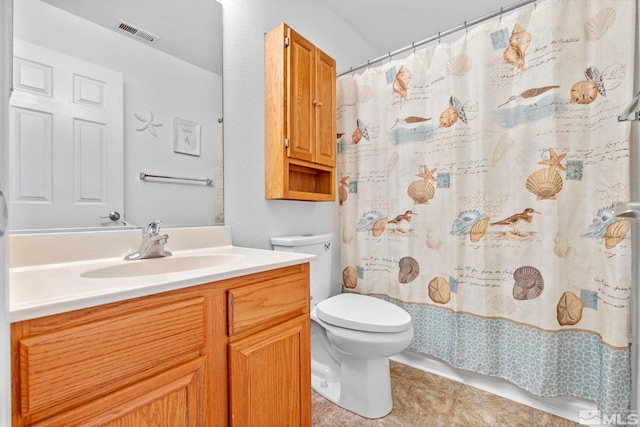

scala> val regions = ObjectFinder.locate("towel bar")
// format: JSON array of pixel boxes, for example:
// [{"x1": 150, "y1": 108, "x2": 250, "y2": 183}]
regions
[{"x1": 139, "y1": 172, "x2": 213, "y2": 186}]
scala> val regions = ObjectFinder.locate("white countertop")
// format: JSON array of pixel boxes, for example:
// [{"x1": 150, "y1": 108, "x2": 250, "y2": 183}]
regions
[{"x1": 10, "y1": 226, "x2": 314, "y2": 322}]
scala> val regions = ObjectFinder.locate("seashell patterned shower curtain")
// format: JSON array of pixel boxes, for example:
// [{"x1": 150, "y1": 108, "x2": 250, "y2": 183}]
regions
[{"x1": 337, "y1": 0, "x2": 636, "y2": 412}]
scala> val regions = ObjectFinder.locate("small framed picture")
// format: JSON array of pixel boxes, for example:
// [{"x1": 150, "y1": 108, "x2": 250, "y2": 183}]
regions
[{"x1": 173, "y1": 118, "x2": 201, "y2": 156}]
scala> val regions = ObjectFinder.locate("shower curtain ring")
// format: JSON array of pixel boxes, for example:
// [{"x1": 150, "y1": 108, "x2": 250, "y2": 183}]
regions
[
  {"x1": 464, "y1": 21, "x2": 468, "y2": 35},
  {"x1": 412, "y1": 42, "x2": 416, "y2": 53},
  {"x1": 438, "y1": 31, "x2": 441, "y2": 44},
  {"x1": 500, "y1": 7, "x2": 503, "y2": 22}
]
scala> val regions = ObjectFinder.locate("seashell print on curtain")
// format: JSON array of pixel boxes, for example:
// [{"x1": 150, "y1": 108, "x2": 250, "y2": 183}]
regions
[{"x1": 337, "y1": 0, "x2": 635, "y2": 412}]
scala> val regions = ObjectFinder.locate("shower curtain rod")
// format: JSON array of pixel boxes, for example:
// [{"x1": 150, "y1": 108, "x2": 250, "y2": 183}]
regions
[{"x1": 337, "y1": 0, "x2": 541, "y2": 77}]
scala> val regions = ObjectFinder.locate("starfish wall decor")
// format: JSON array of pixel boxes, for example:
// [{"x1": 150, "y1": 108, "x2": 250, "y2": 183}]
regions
[{"x1": 134, "y1": 111, "x2": 163, "y2": 136}]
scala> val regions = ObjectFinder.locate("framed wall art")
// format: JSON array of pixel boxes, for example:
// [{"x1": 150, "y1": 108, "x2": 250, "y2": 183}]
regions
[{"x1": 173, "y1": 118, "x2": 201, "y2": 156}]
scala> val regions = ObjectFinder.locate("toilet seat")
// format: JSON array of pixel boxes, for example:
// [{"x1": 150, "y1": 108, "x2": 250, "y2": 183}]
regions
[{"x1": 316, "y1": 293, "x2": 411, "y2": 333}]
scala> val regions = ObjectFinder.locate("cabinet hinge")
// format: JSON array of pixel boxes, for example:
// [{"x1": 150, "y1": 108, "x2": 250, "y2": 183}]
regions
[
  {"x1": 284, "y1": 137, "x2": 289, "y2": 148},
  {"x1": 284, "y1": 36, "x2": 289, "y2": 47}
]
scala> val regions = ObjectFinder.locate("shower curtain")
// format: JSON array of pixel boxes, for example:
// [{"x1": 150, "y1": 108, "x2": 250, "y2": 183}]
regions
[{"x1": 337, "y1": 0, "x2": 636, "y2": 412}]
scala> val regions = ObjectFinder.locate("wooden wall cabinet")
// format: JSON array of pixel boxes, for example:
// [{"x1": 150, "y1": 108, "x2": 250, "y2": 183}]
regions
[
  {"x1": 265, "y1": 23, "x2": 337, "y2": 201},
  {"x1": 11, "y1": 264, "x2": 311, "y2": 427}
]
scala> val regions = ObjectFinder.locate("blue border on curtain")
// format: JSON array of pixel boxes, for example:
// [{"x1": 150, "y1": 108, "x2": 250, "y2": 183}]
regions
[{"x1": 380, "y1": 296, "x2": 631, "y2": 412}]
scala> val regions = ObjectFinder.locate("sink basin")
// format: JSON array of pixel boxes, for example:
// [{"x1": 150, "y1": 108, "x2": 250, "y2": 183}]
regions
[{"x1": 80, "y1": 254, "x2": 246, "y2": 279}]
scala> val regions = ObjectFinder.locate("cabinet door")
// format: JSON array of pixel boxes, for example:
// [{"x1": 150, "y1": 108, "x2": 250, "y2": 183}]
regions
[
  {"x1": 35, "y1": 357, "x2": 206, "y2": 427},
  {"x1": 314, "y1": 49, "x2": 336, "y2": 167},
  {"x1": 228, "y1": 316, "x2": 311, "y2": 427},
  {"x1": 286, "y1": 28, "x2": 315, "y2": 163}
]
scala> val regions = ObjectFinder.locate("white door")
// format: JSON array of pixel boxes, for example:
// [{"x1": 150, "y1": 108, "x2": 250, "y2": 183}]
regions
[{"x1": 9, "y1": 40, "x2": 123, "y2": 230}]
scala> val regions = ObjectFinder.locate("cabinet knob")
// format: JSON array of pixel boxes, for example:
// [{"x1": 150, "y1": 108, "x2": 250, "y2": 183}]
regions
[{"x1": 312, "y1": 99, "x2": 323, "y2": 106}]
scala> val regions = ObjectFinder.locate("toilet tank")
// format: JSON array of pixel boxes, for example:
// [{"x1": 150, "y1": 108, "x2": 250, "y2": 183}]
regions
[{"x1": 271, "y1": 234, "x2": 333, "y2": 307}]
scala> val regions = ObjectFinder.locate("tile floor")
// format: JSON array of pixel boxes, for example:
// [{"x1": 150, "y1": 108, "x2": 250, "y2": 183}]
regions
[{"x1": 312, "y1": 361, "x2": 580, "y2": 426}]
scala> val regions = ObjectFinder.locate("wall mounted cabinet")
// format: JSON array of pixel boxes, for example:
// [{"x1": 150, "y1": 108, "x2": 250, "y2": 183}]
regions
[{"x1": 265, "y1": 23, "x2": 336, "y2": 201}]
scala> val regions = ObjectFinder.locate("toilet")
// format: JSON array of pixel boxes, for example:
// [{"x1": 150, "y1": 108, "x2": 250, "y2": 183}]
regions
[{"x1": 271, "y1": 233, "x2": 414, "y2": 419}]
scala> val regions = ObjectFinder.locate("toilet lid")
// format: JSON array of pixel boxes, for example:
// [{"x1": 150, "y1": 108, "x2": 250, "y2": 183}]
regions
[{"x1": 316, "y1": 293, "x2": 411, "y2": 333}]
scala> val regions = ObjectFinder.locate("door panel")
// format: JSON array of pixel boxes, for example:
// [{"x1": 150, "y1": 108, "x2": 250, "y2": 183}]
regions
[
  {"x1": 74, "y1": 118, "x2": 106, "y2": 203},
  {"x1": 11, "y1": 107, "x2": 53, "y2": 202},
  {"x1": 286, "y1": 28, "x2": 314, "y2": 163},
  {"x1": 314, "y1": 49, "x2": 336, "y2": 167},
  {"x1": 33, "y1": 358, "x2": 205, "y2": 427},
  {"x1": 228, "y1": 317, "x2": 311, "y2": 427},
  {"x1": 9, "y1": 40, "x2": 123, "y2": 229}
]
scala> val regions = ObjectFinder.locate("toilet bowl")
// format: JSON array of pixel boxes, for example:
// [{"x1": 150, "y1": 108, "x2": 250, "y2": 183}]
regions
[
  {"x1": 270, "y1": 234, "x2": 414, "y2": 419},
  {"x1": 311, "y1": 293, "x2": 413, "y2": 418}
]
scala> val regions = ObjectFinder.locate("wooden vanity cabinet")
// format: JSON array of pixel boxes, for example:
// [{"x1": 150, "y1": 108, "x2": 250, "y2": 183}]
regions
[
  {"x1": 227, "y1": 267, "x2": 311, "y2": 426},
  {"x1": 265, "y1": 23, "x2": 337, "y2": 201},
  {"x1": 11, "y1": 263, "x2": 311, "y2": 427}
]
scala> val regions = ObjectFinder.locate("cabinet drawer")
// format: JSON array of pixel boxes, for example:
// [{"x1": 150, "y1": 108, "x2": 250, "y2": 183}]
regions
[
  {"x1": 15, "y1": 297, "x2": 205, "y2": 422},
  {"x1": 228, "y1": 273, "x2": 309, "y2": 337}
]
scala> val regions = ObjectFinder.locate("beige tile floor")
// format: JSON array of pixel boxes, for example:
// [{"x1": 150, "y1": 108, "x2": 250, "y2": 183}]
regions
[{"x1": 312, "y1": 361, "x2": 580, "y2": 426}]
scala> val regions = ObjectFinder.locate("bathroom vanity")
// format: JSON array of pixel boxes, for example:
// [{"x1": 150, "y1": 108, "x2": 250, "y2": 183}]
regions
[{"x1": 9, "y1": 226, "x2": 313, "y2": 426}]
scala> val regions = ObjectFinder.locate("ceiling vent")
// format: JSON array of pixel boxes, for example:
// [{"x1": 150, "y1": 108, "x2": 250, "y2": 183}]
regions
[{"x1": 115, "y1": 20, "x2": 159, "y2": 43}]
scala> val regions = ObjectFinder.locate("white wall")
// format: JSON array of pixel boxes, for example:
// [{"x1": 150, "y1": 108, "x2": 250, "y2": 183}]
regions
[
  {"x1": 220, "y1": 0, "x2": 377, "y2": 289},
  {"x1": 13, "y1": 0, "x2": 222, "y2": 228}
]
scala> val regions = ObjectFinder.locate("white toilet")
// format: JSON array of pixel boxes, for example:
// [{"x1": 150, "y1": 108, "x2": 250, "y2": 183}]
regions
[{"x1": 271, "y1": 233, "x2": 414, "y2": 419}]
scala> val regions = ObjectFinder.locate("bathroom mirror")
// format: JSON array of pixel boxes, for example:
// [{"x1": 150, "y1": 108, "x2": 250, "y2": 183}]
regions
[{"x1": 10, "y1": 0, "x2": 223, "y2": 231}]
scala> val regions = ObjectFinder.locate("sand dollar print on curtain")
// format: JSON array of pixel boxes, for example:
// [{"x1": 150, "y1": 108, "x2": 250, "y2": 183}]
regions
[{"x1": 337, "y1": 0, "x2": 635, "y2": 412}]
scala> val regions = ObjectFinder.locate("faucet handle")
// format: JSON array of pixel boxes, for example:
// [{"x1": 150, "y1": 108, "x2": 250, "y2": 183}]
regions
[{"x1": 143, "y1": 220, "x2": 162, "y2": 236}]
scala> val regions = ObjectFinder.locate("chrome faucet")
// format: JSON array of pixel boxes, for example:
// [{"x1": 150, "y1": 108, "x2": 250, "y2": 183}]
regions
[{"x1": 124, "y1": 220, "x2": 172, "y2": 260}]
